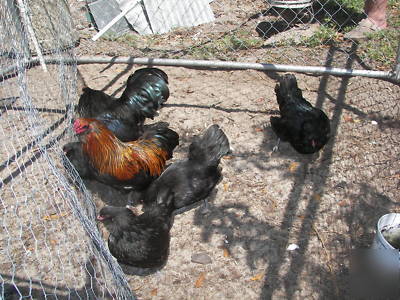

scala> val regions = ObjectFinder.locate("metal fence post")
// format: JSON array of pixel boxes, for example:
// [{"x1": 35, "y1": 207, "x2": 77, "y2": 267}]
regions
[{"x1": 394, "y1": 42, "x2": 400, "y2": 82}]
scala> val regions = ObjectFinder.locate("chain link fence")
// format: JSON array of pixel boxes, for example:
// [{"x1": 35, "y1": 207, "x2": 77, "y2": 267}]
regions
[{"x1": 71, "y1": 0, "x2": 400, "y2": 81}]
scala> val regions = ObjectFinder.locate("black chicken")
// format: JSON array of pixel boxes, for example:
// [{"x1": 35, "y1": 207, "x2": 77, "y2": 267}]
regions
[
  {"x1": 133, "y1": 124, "x2": 231, "y2": 213},
  {"x1": 270, "y1": 74, "x2": 330, "y2": 154},
  {"x1": 77, "y1": 67, "x2": 169, "y2": 142},
  {"x1": 62, "y1": 141, "x2": 92, "y2": 180},
  {"x1": 97, "y1": 192, "x2": 174, "y2": 275}
]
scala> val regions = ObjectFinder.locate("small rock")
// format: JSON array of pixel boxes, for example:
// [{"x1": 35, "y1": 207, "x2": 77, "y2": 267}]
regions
[
  {"x1": 334, "y1": 181, "x2": 347, "y2": 189},
  {"x1": 191, "y1": 253, "x2": 212, "y2": 265}
]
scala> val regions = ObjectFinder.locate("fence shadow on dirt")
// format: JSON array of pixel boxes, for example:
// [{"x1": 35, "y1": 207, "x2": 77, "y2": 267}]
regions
[
  {"x1": 72, "y1": 43, "x2": 399, "y2": 299},
  {"x1": 258, "y1": 43, "x2": 355, "y2": 299},
  {"x1": 187, "y1": 43, "x2": 396, "y2": 298},
  {"x1": 0, "y1": 104, "x2": 72, "y2": 188},
  {"x1": 0, "y1": 257, "x2": 111, "y2": 299}
]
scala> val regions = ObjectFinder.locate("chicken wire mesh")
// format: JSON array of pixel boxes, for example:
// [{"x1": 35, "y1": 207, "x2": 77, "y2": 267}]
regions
[
  {"x1": 0, "y1": 0, "x2": 134, "y2": 299},
  {"x1": 1, "y1": 0, "x2": 400, "y2": 299}
]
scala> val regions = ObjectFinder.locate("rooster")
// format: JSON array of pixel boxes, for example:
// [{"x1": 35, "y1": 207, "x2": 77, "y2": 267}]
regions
[
  {"x1": 77, "y1": 67, "x2": 169, "y2": 142},
  {"x1": 270, "y1": 74, "x2": 330, "y2": 154},
  {"x1": 63, "y1": 118, "x2": 179, "y2": 191},
  {"x1": 97, "y1": 192, "x2": 174, "y2": 275},
  {"x1": 132, "y1": 125, "x2": 231, "y2": 214}
]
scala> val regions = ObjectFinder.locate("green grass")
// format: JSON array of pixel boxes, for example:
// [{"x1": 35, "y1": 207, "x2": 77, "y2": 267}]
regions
[
  {"x1": 336, "y1": 0, "x2": 364, "y2": 11},
  {"x1": 100, "y1": 33, "x2": 138, "y2": 47},
  {"x1": 360, "y1": 0, "x2": 400, "y2": 67},
  {"x1": 360, "y1": 29, "x2": 399, "y2": 67},
  {"x1": 187, "y1": 30, "x2": 263, "y2": 59},
  {"x1": 299, "y1": 25, "x2": 340, "y2": 47},
  {"x1": 297, "y1": 0, "x2": 400, "y2": 67}
]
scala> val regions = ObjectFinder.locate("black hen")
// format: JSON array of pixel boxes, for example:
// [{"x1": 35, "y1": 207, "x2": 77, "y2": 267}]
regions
[
  {"x1": 77, "y1": 67, "x2": 169, "y2": 142},
  {"x1": 97, "y1": 193, "x2": 174, "y2": 275},
  {"x1": 76, "y1": 87, "x2": 115, "y2": 118},
  {"x1": 270, "y1": 74, "x2": 330, "y2": 154},
  {"x1": 62, "y1": 141, "x2": 92, "y2": 180},
  {"x1": 135, "y1": 125, "x2": 231, "y2": 213}
]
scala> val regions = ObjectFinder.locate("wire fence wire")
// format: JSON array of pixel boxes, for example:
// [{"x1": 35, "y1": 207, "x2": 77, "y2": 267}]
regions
[
  {"x1": 0, "y1": 0, "x2": 399, "y2": 299},
  {"x1": 71, "y1": 0, "x2": 399, "y2": 81},
  {"x1": 0, "y1": 0, "x2": 134, "y2": 299}
]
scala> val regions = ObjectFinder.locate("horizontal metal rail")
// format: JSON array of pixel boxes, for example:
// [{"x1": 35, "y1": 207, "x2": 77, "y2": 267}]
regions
[{"x1": 1, "y1": 56, "x2": 399, "y2": 83}]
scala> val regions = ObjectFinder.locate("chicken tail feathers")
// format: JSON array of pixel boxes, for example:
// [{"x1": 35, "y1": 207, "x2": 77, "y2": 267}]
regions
[
  {"x1": 142, "y1": 122, "x2": 179, "y2": 159},
  {"x1": 127, "y1": 68, "x2": 168, "y2": 85},
  {"x1": 189, "y1": 124, "x2": 231, "y2": 166},
  {"x1": 274, "y1": 74, "x2": 303, "y2": 107},
  {"x1": 120, "y1": 68, "x2": 169, "y2": 120},
  {"x1": 77, "y1": 87, "x2": 114, "y2": 117}
]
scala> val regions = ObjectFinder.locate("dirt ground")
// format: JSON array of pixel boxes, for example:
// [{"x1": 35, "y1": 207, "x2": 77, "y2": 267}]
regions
[
  {"x1": 65, "y1": 1, "x2": 400, "y2": 298},
  {"x1": 1, "y1": 0, "x2": 400, "y2": 299},
  {"x1": 75, "y1": 63, "x2": 400, "y2": 300}
]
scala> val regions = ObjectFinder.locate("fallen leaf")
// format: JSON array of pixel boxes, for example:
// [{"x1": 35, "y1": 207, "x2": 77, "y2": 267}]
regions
[
  {"x1": 194, "y1": 272, "x2": 206, "y2": 288},
  {"x1": 250, "y1": 273, "x2": 264, "y2": 281},
  {"x1": 223, "y1": 155, "x2": 233, "y2": 160},
  {"x1": 255, "y1": 127, "x2": 263, "y2": 132},
  {"x1": 223, "y1": 248, "x2": 230, "y2": 257},
  {"x1": 49, "y1": 239, "x2": 57, "y2": 246},
  {"x1": 288, "y1": 162, "x2": 300, "y2": 173},
  {"x1": 223, "y1": 183, "x2": 229, "y2": 192},
  {"x1": 255, "y1": 97, "x2": 264, "y2": 103},
  {"x1": 343, "y1": 115, "x2": 354, "y2": 123},
  {"x1": 271, "y1": 199, "x2": 278, "y2": 208},
  {"x1": 313, "y1": 194, "x2": 322, "y2": 201},
  {"x1": 42, "y1": 212, "x2": 69, "y2": 221},
  {"x1": 150, "y1": 288, "x2": 158, "y2": 296},
  {"x1": 337, "y1": 200, "x2": 348, "y2": 207}
]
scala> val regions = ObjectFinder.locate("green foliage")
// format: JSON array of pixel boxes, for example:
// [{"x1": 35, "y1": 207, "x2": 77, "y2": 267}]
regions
[
  {"x1": 300, "y1": 25, "x2": 339, "y2": 47},
  {"x1": 333, "y1": 0, "x2": 364, "y2": 12},
  {"x1": 187, "y1": 31, "x2": 263, "y2": 59},
  {"x1": 361, "y1": 29, "x2": 399, "y2": 67},
  {"x1": 299, "y1": 0, "x2": 399, "y2": 67},
  {"x1": 222, "y1": 31, "x2": 263, "y2": 51},
  {"x1": 100, "y1": 33, "x2": 138, "y2": 47}
]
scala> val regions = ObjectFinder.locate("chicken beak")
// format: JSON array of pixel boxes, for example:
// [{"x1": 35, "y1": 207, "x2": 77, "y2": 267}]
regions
[{"x1": 96, "y1": 215, "x2": 106, "y2": 221}]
